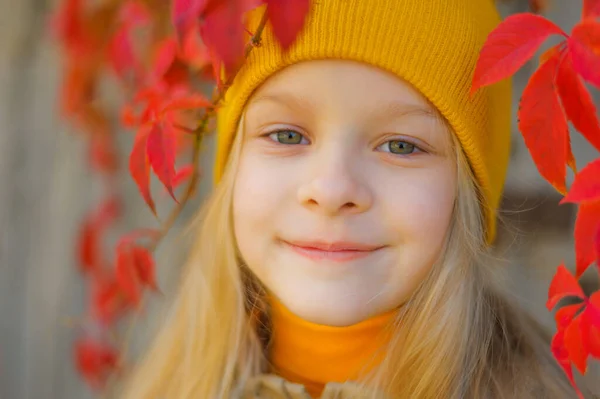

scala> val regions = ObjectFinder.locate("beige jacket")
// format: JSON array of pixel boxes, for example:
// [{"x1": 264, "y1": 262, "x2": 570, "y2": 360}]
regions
[{"x1": 241, "y1": 374, "x2": 385, "y2": 399}]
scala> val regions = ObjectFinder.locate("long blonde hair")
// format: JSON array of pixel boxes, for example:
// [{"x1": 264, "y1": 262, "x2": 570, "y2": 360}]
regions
[{"x1": 120, "y1": 115, "x2": 576, "y2": 398}]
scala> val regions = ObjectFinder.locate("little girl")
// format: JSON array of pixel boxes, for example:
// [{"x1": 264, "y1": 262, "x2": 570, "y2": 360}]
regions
[{"x1": 123, "y1": 0, "x2": 581, "y2": 397}]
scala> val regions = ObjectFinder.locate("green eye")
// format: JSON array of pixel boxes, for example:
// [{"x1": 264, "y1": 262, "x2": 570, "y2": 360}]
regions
[
  {"x1": 269, "y1": 130, "x2": 305, "y2": 145},
  {"x1": 387, "y1": 140, "x2": 416, "y2": 154}
]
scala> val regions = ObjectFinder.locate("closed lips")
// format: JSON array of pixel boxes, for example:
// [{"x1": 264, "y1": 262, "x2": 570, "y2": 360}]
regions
[{"x1": 281, "y1": 240, "x2": 385, "y2": 261}]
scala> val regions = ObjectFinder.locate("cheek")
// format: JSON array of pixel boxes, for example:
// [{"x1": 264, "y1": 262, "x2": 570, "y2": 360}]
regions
[
  {"x1": 379, "y1": 164, "x2": 456, "y2": 295},
  {"x1": 232, "y1": 150, "x2": 296, "y2": 273}
]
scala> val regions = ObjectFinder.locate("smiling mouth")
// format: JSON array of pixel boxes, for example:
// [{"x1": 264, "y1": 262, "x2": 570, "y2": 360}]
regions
[{"x1": 281, "y1": 239, "x2": 385, "y2": 262}]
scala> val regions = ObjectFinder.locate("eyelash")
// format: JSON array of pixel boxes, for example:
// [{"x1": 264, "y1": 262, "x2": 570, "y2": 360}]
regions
[{"x1": 263, "y1": 128, "x2": 425, "y2": 155}]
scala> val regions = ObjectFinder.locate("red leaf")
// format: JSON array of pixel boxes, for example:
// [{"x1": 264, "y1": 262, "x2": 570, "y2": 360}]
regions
[
  {"x1": 555, "y1": 302, "x2": 585, "y2": 330},
  {"x1": 151, "y1": 39, "x2": 178, "y2": 82},
  {"x1": 471, "y1": 13, "x2": 566, "y2": 95},
  {"x1": 50, "y1": 0, "x2": 88, "y2": 55},
  {"x1": 172, "y1": 0, "x2": 203, "y2": 41},
  {"x1": 583, "y1": 0, "x2": 600, "y2": 20},
  {"x1": 568, "y1": 20, "x2": 600, "y2": 89},
  {"x1": 556, "y1": 53, "x2": 600, "y2": 153},
  {"x1": 161, "y1": 94, "x2": 212, "y2": 113},
  {"x1": 551, "y1": 331, "x2": 582, "y2": 398},
  {"x1": 562, "y1": 159, "x2": 600, "y2": 204},
  {"x1": 115, "y1": 242, "x2": 142, "y2": 306},
  {"x1": 574, "y1": 201, "x2": 600, "y2": 276},
  {"x1": 147, "y1": 124, "x2": 177, "y2": 201},
  {"x1": 200, "y1": 1, "x2": 246, "y2": 73},
  {"x1": 132, "y1": 246, "x2": 158, "y2": 290},
  {"x1": 77, "y1": 221, "x2": 101, "y2": 274},
  {"x1": 547, "y1": 264, "x2": 585, "y2": 310},
  {"x1": 74, "y1": 338, "x2": 119, "y2": 390},
  {"x1": 89, "y1": 134, "x2": 119, "y2": 175},
  {"x1": 76, "y1": 197, "x2": 120, "y2": 275},
  {"x1": 173, "y1": 164, "x2": 196, "y2": 189},
  {"x1": 586, "y1": 293, "x2": 600, "y2": 357},
  {"x1": 108, "y1": 27, "x2": 139, "y2": 82},
  {"x1": 518, "y1": 52, "x2": 570, "y2": 194},
  {"x1": 121, "y1": 104, "x2": 140, "y2": 127},
  {"x1": 266, "y1": 0, "x2": 310, "y2": 50},
  {"x1": 91, "y1": 275, "x2": 129, "y2": 326},
  {"x1": 180, "y1": 23, "x2": 212, "y2": 68},
  {"x1": 129, "y1": 129, "x2": 156, "y2": 214},
  {"x1": 118, "y1": 0, "x2": 151, "y2": 27},
  {"x1": 564, "y1": 313, "x2": 589, "y2": 374}
]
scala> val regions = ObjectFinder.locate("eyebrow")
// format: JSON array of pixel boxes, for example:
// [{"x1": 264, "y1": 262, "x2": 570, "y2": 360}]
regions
[
  {"x1": 373, "y1": 101, "x2": 438, "y2": 122},
  {"x1": 246, "y1": 92, "x2": 317, "y2": 116}
]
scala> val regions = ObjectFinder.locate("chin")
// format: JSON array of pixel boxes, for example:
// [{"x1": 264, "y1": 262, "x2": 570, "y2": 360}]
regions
[{"x1": 277, "y1": 287, "x2": 385, "y2": 327}]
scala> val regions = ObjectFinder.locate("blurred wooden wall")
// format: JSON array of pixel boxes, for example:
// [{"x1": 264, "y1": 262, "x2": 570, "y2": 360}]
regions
[{"x1": 0, "y1": 0, "x2": 598, "y2": 398}]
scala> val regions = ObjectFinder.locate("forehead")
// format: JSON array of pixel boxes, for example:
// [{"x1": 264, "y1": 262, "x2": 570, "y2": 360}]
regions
[{"x1": 246, "y1": 59, "x2": 437, "y2": 115}]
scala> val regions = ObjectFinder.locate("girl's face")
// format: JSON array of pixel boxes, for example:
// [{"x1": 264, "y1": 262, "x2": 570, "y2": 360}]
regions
[{"x1": 233, "y1": 60, "x2": 457, "y2": 326}]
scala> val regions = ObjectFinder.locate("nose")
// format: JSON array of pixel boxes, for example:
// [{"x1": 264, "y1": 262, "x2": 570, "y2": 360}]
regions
[{"x1": 297, "y1": 151, "x2": 373, "y2": 216}]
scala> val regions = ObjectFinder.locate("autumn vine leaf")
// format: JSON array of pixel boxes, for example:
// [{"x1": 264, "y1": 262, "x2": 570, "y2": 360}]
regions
[
  {"x1": 470, "y1": 13, "x2": 566, "y2": 96},
  {"x1": 568, "y1": 20, "x2": 600, "y2": 89},
  {"x1": 147, "y1": 124, "x2": 178, "y2": 202},
  {"x1": 75, "y1": 338, "x2": 119, "y2": 390},
  {"x1": 547, "y1": 264, "x2": 585, "y2": 310},
  {"x1": 583, "y1": 0, "x2": 600, "y2": 20},
  {"x1": 51, "y1": 0, "x2": 312, "y2": 393},
  {"x1": 562, "y1": 159, "x2": 600, "y2": 204},
  {"x1": 266, "y1": 0, "x2": 310, "y2": 49},
  {"x1": 129, "y1": 129, "x2": 156, "y2": 214},
  {"x1": 556, "y1": 54, "x2": 600, "y2": 153},
  {"x1": 518, "y1": 51, "x2": 571, "y2": 193}
]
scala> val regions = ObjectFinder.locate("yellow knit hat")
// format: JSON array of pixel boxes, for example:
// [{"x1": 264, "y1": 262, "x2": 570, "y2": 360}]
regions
[{"x1": 214, "y1": 0, "x2": 512, "y2": 244}]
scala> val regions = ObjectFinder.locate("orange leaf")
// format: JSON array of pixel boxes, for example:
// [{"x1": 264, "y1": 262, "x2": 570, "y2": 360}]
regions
[
  {"x1": 470, "y1": 13, "x2": 566, "y2": 95},
  {"x1": 574, "y1": 201, "x2": 600, "y2": 276},
  {"x1": 266, "y1": 0, "x2": 310, "y2": 50},
  {"x1": 147, "y1": 124, "x2": 177, "y2": 202},
  {"x1": 583, "y1": 0, "x2": 600, "y2": 20},
  {"x1": 568, "y1": 20, "x2": 600, "y2": 89},
  {"x1": 129, "y1": 129, "x2": 156, "y2": 215},
  {"x1": 556, "y1": 54, "x2": 600, "y2": 153},
  {"x1": 564, "y1": 314, "x2": 589, "y2": 374},
  {"x1": 547, "y1": 264, "x2": 585, "y2": 310},
  {"x1": 518, "y1": 52, "x2": 569, "y2": 194},
  {"x1": 562, "y1": 159, "x2": 600, "y2": 204}
]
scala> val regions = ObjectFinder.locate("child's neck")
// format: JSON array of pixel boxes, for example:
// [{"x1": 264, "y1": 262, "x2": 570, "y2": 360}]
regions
[{"x1": 268, "y1": 297, "x2": 395, "y2": 398}]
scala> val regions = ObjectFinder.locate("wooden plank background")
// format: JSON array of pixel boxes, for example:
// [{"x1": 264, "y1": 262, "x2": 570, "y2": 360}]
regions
[{"x1": 0, "y1": 0, "x2": 598, "y2": 398}]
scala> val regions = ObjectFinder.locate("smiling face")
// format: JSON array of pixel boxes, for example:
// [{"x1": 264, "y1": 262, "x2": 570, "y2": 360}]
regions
[{"x1": 232, "y1": 60, "x2": 457, "y2": 326}]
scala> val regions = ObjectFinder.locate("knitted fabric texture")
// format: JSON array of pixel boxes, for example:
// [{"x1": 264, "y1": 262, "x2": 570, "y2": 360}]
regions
[{"x1": 214, "y1": 0, "x2": 512, "y2": 243}]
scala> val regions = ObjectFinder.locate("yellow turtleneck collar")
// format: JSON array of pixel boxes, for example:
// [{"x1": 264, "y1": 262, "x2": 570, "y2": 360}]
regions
[{"x1": 268, "y1": 297, "x2": 396, "y2": 398}]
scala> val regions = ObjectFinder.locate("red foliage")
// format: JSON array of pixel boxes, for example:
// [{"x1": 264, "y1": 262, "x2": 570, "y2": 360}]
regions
[
  {"x1": 472, "y1": 5, "x2": 600, "y2": 395},
  {"x1": 51, "y1": 0, "x2": 310, "y2": 391}
]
